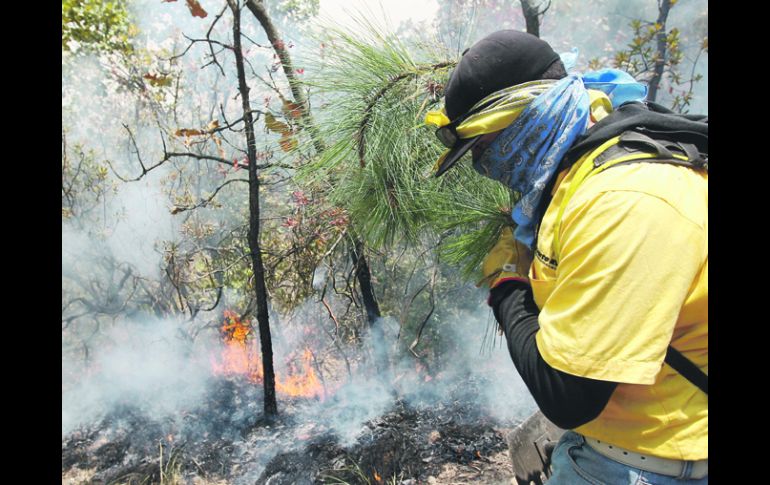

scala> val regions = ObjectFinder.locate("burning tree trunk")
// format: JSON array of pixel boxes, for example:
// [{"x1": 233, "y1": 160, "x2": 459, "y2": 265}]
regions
[
  {"x1": 228, "y1": 0, "x2": 277, "y2": 416},
  {"x1": 647, "y1": 0, "x2": 673, "y2": 103}
]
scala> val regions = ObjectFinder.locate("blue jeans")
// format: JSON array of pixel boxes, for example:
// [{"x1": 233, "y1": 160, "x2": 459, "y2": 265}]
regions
[{"x1": 547, "y1": 431, "x2": 708, "y2": 485}]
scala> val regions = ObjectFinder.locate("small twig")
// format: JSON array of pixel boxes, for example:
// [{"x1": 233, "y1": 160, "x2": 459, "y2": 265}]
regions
[
  {"x1": 537, "y1": 0, "x2": 552, "y2": 16},
  {"x1": 408, "y1": 260, "x2": 439, "y2": 354},
  {"x1": 240, "y1": 31, "x2": 268, "y2": 49},
  {"x1": 172, "y1": 178, "x2": 248, "y2": 214},
  {"x1": 321, "y1": 298, "x2": 340, "y2": 335},
  {"x1": 205, "y1": 5, "x2": 230, "y2": 76}
]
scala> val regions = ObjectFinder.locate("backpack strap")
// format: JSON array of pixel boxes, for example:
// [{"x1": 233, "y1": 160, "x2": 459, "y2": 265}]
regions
[
  {"x1": 665, "y1": 346, "x2": 708, "y2": 395},
  {"x1": 597, "y1": 131, "x2": 708, "y2": 171},
  {"x1": 551, "y1": 131, "x2": 705, "y2": 257}
]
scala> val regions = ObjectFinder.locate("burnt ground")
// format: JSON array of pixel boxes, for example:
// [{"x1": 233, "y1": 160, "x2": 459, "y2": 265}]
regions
[
  {"x1": 255, "y1": 399, "x2": 514, "y2": 485},
  {"x1": 62, "y1": 377, "x2": 524, "y2": 485}
]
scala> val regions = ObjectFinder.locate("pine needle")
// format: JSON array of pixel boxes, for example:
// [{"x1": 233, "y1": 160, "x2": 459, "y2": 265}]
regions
[{"x1": 298, "y1": 19, "x2": 518, "y2": 281}]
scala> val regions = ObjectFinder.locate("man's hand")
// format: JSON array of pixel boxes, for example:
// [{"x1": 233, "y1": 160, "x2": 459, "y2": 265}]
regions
[{"x1": 479, "y1": 226, "x2": 533, "y2": 288}]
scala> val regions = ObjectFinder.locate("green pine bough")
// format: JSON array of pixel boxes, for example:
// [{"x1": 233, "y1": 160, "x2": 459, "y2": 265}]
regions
[{"x1": 299, "y1": 19, "x2": 518, "y2": 280}]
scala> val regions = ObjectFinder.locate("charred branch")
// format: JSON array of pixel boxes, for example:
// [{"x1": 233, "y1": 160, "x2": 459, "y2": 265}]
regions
[
  {"x1": 648, "y1": 0, "x2": 673, "y2": 102},
  {"x1": 520, "y1": 0, "x2": 551, "y2": 38},
  {"x1": 408, "y1": 263, "x2": 439, "y2": 357}
]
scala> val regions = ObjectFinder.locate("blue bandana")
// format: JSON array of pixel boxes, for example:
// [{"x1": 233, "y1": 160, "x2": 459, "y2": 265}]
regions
[{"x1": 472, "y1": 70, "x2": 647, "y2": 248}]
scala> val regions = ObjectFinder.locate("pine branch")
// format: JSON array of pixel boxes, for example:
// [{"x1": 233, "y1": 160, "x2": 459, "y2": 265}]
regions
[{"x1": 356, "y1": 61, "x2": 453, "y2": 167}]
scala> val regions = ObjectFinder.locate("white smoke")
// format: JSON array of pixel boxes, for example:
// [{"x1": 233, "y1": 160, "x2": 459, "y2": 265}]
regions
[
  {"x1": 62, "y1": 316, "x2": 214, "y2": 437},
  {"x1": 104, "y1": 177, "x2": 178, "y2": 278}
]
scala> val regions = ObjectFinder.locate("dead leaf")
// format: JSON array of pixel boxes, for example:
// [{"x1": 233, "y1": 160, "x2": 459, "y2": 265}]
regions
[
  {"x1": 206, "y1": 119, "x2": 220, "y2": 131},
  {"x1": 185, "y1": 0, "x2": 207, "y2": 18},
  {"x1": 282, "y1": 100, "x2": 303, "y2": 120},
  {"x1": 175, "y1": 128, "x2": 205, "y2": 137},
  {"x1": 279, "y1": 134, "x2": 297, "y2": 152},
  {"x1": 265, "y1": 112, "x2": 290, "y2": 134},
  {"x1": 143, "y1": 73, "x2": 173, "y2": 87},
  {"x1": 212, "y1": 135, "x2": 225, "y2": 158}
]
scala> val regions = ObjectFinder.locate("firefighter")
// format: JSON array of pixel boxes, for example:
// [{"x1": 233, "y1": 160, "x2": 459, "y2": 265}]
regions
[{"x1": 427, "y1": 30, "x2": 707, "y2": 484}]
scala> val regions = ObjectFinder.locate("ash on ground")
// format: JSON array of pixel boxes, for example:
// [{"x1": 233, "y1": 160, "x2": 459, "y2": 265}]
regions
[{"x1": 62, "y1": 376, "x2": 525, "y2": 484}]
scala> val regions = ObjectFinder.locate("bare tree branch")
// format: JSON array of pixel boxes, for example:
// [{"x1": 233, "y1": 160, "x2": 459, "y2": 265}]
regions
[
  {"x1": 171, "y1": 178, "x2": 248, "y2": 214},
  {"x1": 520, "y1": 0, "x2": 543, "y2": 38},
  {"x1": 408, "y1": 260, "x2": 439, "y2": 356},
  {"x1": 228, "y1": 0, "x2": 278, "y2": 416}
]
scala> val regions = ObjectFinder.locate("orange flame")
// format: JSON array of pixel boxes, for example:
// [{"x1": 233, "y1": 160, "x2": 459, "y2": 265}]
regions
[{"x1": 211, "y1": 310, "x2": 325, "y2": 400}]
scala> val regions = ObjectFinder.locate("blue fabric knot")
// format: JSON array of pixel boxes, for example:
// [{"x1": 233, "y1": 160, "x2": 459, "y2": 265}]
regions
[{"x1": 472, "y1": 70, "x2": 647, "y2": 248}]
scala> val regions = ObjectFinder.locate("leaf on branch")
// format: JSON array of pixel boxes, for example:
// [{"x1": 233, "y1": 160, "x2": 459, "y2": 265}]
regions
[
  {"x1": 207, "y1": 119, "x2": 220, "y2": 130},
  {"x1": 279, "y1": 134, "x2": 298, "y2": 152},
  {"x1": 175, "y1": 128, "x2": 205, "y2": 137},
  {"x1": 282, "y1": 100, "x2": 303, "y2": 120},
  {"x1": 212, "y1": 134, "x2": 226, "y2": 158},
  {"x1": 171, "y1": 206, "x2": 184, "y2": 215},
  {"x1": 233, "y1": 158, "x2": 248, "y2": 170},
  {"x1": 143, "y1": 73, "x2": 173, "y2": 87},
  {"x1": 185, "y1": 0, "x2": 207, "y2": 18},
  {"x1": 265, "y1": 112, "x2": 290, "y2": 134}
]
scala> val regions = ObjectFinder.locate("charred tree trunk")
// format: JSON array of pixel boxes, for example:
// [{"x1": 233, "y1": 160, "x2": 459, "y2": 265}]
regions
[
  {"x1": 350, "y1": 238, "x2": 381, "y2": 323},
  {"x1": 350, "y1": 238, "x2": 389, "y2": 374},
  {"x1": 520, "y1": 0, "x2": 550, "y2": 38},
  {"x1": 245, "y1": 0, "x2": 384, "y2": 337},
  {"x1": 228, "y1": 0, "x2": 277, "y2": 416},
  {"x1": 352, "y1": 247, "x2": 379, "y2": 331},
  {"x1": 647, "y1": 0, "x2": 673, "y2": 103}
]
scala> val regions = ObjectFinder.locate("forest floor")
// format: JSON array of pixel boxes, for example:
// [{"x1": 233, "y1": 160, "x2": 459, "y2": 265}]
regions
[{"x1": 62, "y1": 377, "x2": 526, "y2": 485}]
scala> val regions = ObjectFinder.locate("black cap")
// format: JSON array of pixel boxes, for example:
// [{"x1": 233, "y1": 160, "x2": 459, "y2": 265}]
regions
[{"x1": 435, "y1": 30, "x2": 561, "y2": 176}]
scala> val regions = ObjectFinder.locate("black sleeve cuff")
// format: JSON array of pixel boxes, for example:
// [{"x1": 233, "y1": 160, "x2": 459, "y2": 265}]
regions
[{"x1": 489, "y1": 284, "x2": 618, "y2": 429}]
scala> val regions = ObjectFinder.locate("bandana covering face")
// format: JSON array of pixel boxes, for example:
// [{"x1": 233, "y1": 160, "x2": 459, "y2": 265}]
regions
[{"x1": 472, "y1": 70, "x2": 647, "y2": 248}]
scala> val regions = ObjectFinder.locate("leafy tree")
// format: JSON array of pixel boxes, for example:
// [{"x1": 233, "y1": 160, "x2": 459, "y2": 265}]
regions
[
  {"x1": 62, "y1": 0, "x2": 136, "y2": 54},
  {"x1": 574, "y1": 0, "x2": 708, "y2": 113}
]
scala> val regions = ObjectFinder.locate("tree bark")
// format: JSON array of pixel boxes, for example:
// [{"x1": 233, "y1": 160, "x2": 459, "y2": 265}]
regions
[
  {"x1": 244, "y1": 0, "x2": 384, "y2": 335},
  {"x1": 228, "y1": 0, "x2": 277, "y2": 416},
  {"x1": 647, "y1": 0, "x2": 672, "y2": 103},
  {"x1": 520, "y1": 0, "x2": 541, "y2": 38},
  {"x1": 350, "y1": 238, "x2": 381, "y2": 321},
  {"x1": 350, "y1": 238, "x2": 388, "y2": 373}
]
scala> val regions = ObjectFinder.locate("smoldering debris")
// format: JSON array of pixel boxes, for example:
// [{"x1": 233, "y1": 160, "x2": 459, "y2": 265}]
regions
[
  {"x1": 62, "y1": 304, "x2": 535, "y2": 484},
  {"x1": 62, "y1": 379, "x2": 266, "y2": 484},
  {"x1": 256, "y1": 399, "x2": 509, "y2": 485},
  {"x1": 62, "y1": 373, "x2": 520, "y2": 485}
]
